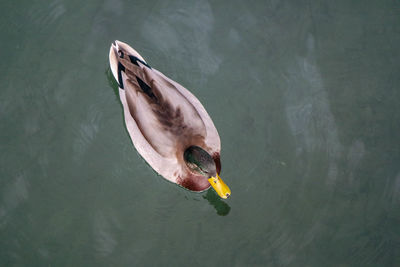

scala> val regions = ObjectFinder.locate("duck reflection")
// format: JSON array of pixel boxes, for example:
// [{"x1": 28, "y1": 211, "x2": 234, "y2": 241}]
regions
[
  {"x1": 106, "y1": 68, "x2": 119, "y2": 97},
  {"x1": 203, "y1": 189, "x2": 231, "y2": 216}
]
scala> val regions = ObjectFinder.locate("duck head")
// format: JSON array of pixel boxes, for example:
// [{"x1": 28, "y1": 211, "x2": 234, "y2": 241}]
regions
[{"x1": 184, "y1": 146, "x2": 231, "y2": 199}]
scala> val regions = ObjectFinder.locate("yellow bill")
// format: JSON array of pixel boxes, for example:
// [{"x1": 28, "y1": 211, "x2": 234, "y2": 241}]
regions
[{"x1": 208, "y1": 174, "x2": 231, "y2": 199}]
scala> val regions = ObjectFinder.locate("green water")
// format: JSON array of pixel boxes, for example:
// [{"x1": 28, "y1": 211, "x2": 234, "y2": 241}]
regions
[{"x1": 1, "y1": 0, "x2": 400, "y2": 266}]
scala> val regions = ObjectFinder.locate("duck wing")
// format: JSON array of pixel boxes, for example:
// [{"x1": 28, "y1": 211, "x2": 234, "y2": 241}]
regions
[{"x1": 122, "y1": 62, "x2": 207, "y2": 157}]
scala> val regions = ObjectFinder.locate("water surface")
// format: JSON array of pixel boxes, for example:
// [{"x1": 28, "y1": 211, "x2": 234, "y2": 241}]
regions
[{"x1": 1, "y1": 0, "x2": 399, "y2": 266}]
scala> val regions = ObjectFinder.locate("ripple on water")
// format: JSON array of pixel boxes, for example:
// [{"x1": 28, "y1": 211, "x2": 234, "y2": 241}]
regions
[
  {"x1": 284, "y1": 34, "x2": 342, "y2": 187},
  {"x1": 93, "y1": 211, "x2": 121, "y2": 257},
  {"x1": 0, "y1": 173, "x2": 29, "y2": 224},
  {"x1": 28, "y1": 0, "x2": 66, "y2": 30},
  {"x1": 73, "y1": 105, "x2": 102, "y2": 162},
  {"x1": 389, "y1": 172, "x2": 400, "y2": 205},
  {"x1": 141, "y1": 1, "x2": 221, "y2": 80},
  {"x1": 347, "y1": 139, "x2": 365, "y2": 184}
]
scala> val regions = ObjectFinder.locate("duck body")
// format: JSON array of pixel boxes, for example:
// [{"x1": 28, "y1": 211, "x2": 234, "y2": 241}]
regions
[{"x1": 109, "y1": 40, "x2": 221, "y2": 192}]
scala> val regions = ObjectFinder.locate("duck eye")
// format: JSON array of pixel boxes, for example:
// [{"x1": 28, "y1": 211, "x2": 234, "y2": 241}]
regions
[{"x1": 118, "y1": 50, "x2": 124, "y2": 57}]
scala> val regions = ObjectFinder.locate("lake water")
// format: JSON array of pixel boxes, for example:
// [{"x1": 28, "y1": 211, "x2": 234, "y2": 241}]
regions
[{"x1": 1, "y1": 0, "x2": 399, "y2": 266}]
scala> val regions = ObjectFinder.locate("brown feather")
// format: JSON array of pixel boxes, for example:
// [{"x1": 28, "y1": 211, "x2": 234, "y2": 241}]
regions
[{"x1": 119, "y1": 49, "x2": 208, "y2": 159}]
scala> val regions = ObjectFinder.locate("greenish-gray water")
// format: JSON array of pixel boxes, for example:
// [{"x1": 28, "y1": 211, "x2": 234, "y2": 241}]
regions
[{"x1": 1, "y1": 0, "x2": 399, "y2": 266}]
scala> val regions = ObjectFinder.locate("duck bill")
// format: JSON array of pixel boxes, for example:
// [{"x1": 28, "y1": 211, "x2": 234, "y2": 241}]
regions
[{"x1": 208, "y1": 174, "x2": 231, "y2": 199}]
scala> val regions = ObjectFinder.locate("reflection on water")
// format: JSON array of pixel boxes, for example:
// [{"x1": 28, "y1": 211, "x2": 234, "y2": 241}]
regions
[
  {"x1": 203, "y1": 189, "x2": 231, "y2": 216},
  {"x1": 93, "y1": 211, "x2": 119, "y2": 257},
  {"x1": 142, "y1": 1, "x2": 221, "y2": 82},
  {"x1": 106, "y1": 68, "x2": 120, "y2": 102},
  {"x1": 284, "y1": 35, "x2": 342, "y2": 185},
  {"x1": 0, "y1": 173, "x2": 29, "y2": 222},
  {"x1": 28, "y1": 0, "x2": 66, "y2": 31}
]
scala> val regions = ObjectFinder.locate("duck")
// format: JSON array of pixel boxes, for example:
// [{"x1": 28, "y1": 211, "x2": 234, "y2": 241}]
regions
[{"x1": 109, "y1": 40, "x2": 231, "y2": 199}]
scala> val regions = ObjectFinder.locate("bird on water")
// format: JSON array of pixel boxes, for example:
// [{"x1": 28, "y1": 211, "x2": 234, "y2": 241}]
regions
[{"x1": 109, "y1": 40, "x2": 230, "y2": 199}]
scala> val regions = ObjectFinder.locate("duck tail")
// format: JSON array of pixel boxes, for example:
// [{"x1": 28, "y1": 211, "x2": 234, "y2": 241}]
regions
[{"x1": 109, "y1": 40, "x2": 149, "y2": 89}]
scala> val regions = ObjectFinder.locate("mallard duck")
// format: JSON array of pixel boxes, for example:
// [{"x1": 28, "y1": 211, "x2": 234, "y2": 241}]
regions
[{"x1": 109, "y1": 40, "x2": 231, "y2": 199}]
